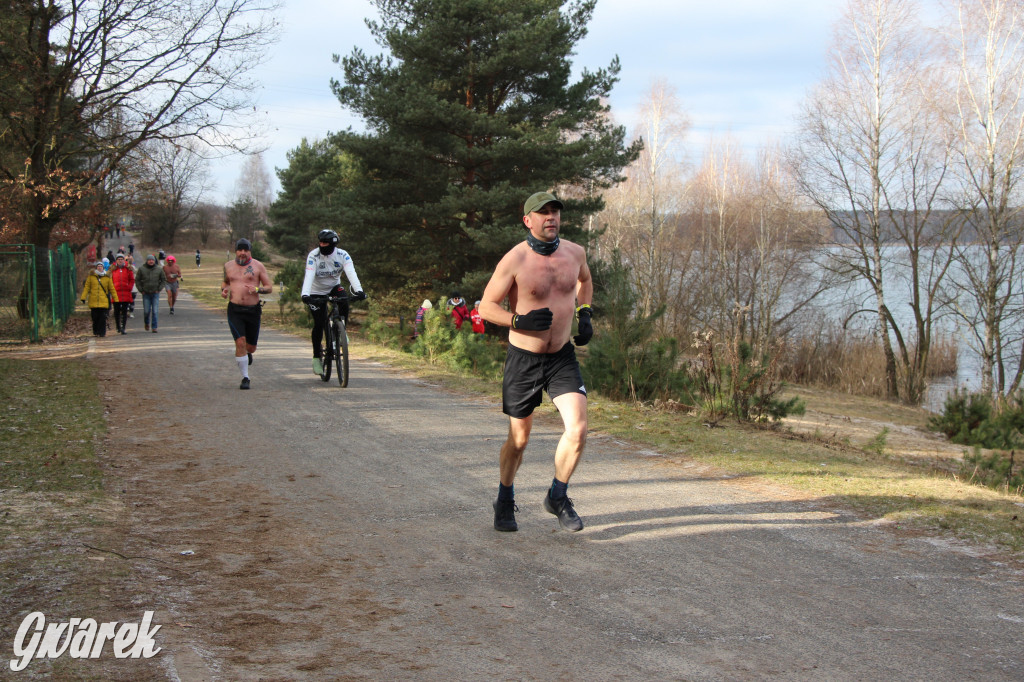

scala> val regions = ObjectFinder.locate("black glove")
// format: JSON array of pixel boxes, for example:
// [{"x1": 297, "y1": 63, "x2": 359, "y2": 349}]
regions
[
  {"x1": 511, "y1": 308, "x2": 552, "y2": 331},
  {"x1": 301, "y1": 295, "x2": 311, "y2": 305},
  {"x1": 574, "y1": 308, "x2": 593, "y2": 346},
  {"x1": 351, "y1": 290, "x2": 367, "y2": 301}
]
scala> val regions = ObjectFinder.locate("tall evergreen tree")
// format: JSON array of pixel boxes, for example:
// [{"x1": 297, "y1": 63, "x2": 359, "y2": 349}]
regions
[
  {"x1": 227, "y1": 198, "x2": 265, "y2": 246},
  {"x1": 328, "y1": 0, "x2": 640, "y2": 292},
  {"x1": 267, "y1": 138, "x2": 360, "y2": 256}
]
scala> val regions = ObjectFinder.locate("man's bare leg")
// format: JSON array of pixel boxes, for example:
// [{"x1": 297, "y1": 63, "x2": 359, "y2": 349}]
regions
[
  {"x1": 500, "y1": 415, "x2": 532, "y2": 485},
  {"x1": 552, "y1": 392, "x2": 588, "y2": 483},
  {"x1": 544, "y1": 392, "x2": 588, "y2": 531},
  {"x1": 494, "y1": 415, "x2": 532, "y2": 531}
]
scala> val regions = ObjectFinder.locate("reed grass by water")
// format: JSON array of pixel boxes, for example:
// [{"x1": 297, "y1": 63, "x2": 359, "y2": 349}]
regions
[{"x1": 779, "y1": 326, "x2": 958, "y2": 399}]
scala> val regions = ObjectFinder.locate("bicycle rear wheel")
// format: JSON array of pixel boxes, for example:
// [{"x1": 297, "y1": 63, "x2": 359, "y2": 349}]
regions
[
  {"x1": 334, "y1": 317, "x2": 348, "y2": 387},
  {"x1": 320, "y1": 314, "x2": 333, "y2": 382}
]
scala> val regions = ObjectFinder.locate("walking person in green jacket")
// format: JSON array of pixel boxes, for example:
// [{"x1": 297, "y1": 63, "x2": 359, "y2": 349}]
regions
[
  {"x1": 135, "y1": 254, "x2": 167, "y2": 332},
  {"x1": 81, "y1": 262, "x2": 118, "y2": 337}
]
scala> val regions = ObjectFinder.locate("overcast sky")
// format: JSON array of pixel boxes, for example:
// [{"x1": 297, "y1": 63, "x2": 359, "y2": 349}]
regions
[{"x1": 207, "y1": 0, "x2": 846, "y2": 203}]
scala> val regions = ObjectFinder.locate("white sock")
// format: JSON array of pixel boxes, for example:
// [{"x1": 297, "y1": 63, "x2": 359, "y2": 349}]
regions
[{"x1": 237, "y1": 355, "x2": 249, "y2": 379}]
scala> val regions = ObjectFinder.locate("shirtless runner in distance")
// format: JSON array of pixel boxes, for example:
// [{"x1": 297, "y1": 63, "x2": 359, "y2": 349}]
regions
[
  {"x1": 221, "y1": 238, "x2": 273, "y2": 390},
  {"x1": 479, "y1": 191, "x2": 594, "y2": 532}
]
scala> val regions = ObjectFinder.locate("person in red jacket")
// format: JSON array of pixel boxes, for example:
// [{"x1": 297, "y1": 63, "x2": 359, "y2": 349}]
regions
[
  {"x1": 109, "y1": 253, "x2": 135, "y2": 334},
  {"x1": 448, "y1": 293, "x2": 471, "y2": 330},
  {"x1": 470, "y1": 300, "x2": 486, "y2": 334}
]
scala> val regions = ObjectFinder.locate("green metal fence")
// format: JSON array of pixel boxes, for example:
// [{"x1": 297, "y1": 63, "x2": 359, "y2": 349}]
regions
[
  {"x1": 0, "y1": 245, "x2": 37, "y2": 342},
  {"x1": 49, "y1": 243, "x2": 77, "y2": 327},
  {"x1": 0, "y1": 243, "x2": 78, "y2": 343}
]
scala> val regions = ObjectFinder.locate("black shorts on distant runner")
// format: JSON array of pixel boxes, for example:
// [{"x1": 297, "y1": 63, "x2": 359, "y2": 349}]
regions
[
  {"x1": 502, "y1": 342, "x2": 587, "y2": 419},
  {"x1": 227, "y1": 302, "x2": 262, "y2": 345}
]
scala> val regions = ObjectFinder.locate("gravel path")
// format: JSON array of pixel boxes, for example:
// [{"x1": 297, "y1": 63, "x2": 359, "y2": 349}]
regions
[{"x1": 83, "y1": 288, "x2": 1024, "y2": 681}]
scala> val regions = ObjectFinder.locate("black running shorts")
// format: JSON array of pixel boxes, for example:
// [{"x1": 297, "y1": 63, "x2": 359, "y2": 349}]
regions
[
  {"x1": 502, "y1": 343, "x2": 587, "y2": 419},
  {"x1": 227, "y1": 302, "x2": 262, "y2": 345}
]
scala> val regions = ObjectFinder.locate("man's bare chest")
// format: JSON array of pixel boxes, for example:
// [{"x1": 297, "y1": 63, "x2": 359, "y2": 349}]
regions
[
  {"x1": 228, "y1": 262, "x2": 259, "y2": 282},
  {"x1": 515, "y1": 253, "x2": 578, "y2": 299}
]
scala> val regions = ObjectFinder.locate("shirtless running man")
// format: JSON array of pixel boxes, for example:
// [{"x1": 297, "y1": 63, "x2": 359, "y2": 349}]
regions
[
  {"x1": 221, "y1": 238, "x2": 273, "y2": 390},
  {"x1": 480, "y1": 191, "x2": 594, "y2": 532}
]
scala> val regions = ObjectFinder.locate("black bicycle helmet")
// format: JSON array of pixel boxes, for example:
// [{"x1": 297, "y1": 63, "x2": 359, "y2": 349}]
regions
[{"x1": 317, "y1": 229, "x2": 339, "y2": 246}]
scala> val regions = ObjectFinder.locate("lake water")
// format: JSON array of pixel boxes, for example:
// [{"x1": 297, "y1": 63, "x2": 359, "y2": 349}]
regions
[{"x1": 809, "y1": 245, "x2": 1017, "y2": 412}]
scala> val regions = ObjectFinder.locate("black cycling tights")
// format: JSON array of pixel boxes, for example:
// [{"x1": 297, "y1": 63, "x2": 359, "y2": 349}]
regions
[
  {"x1": 310, "y1": 304, "x2": 328, "y2": 357},
  {"x1": 310, "y1": 299, "x2": 349, "y2": 357}
]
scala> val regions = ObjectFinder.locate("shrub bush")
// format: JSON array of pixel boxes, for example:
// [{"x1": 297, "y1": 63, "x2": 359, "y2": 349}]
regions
[
  {"x1": 932, "y1": 390, "x2": 1024, "y2": 494},
  {"x1": 689, "y1": 331, "x2": 805, "y2": 425},
  {"x1": 410, "y1": 306, "x2": 505, "y2": 380},
  {"x1": 960, "y1": 447, "x2": 1023, "y2": 494},
  {"x1": 251, "y1": 240, "x2": 270, "y2": 263},
  {"x1": 729, "y1": 339, "x2": 806, "y2": 423},
  {"x1": 272, "y1": 260, "x2": 312, "y2": 327},
  {"x1": 362, "y1": 300, "x2": 407, "y2": 349},
  {"x1": 583, "y1": 255, "x2": 694, "y2": 403},
  {"x1": 929, "y1": 389, "x2": 994, "y2": 445}
]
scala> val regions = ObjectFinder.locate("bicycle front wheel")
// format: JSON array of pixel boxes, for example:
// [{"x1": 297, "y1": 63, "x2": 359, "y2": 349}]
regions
[
  {"x1": 320, "y1": 315, "x2": 333, "y2": 382},
  {"x1": 334, "y1": 318, "x2": 348, "y2": 387}
]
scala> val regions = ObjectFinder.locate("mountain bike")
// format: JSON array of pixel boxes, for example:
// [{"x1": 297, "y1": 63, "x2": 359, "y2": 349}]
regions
[{"x1": 307, "y1": 293, "x2": 349, "y2": 387}]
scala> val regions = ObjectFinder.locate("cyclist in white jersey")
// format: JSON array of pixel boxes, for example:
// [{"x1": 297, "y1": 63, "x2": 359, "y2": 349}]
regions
[{"x1": 300, "y1": 229, "x2": 366, "y2": 375}]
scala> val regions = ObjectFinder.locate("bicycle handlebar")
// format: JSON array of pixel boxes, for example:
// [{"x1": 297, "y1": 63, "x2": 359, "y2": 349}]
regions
[
  {"x1": 306, "y1": 293, "x2": 356, "y2": 315},
  {"x1": 306, "y1": 291, "x2": 367, "y2": 306}
]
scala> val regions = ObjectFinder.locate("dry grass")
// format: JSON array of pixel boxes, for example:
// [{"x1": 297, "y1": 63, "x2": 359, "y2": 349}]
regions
[
  {"x1": 780, "y1": 327, "x2": 959, "y2": 397},
  {"x1": 0, "y1": 358, "x2": 106, "y2": 493}
]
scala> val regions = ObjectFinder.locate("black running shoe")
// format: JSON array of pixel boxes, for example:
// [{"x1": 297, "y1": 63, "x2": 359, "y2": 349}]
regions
[
  {"x1": 239, "y1": 377, "x2": 250, "y2": 390},
  {"x1": 543, "y1": 492, "x2": 583, "y2": 532},
  {"x1": 247, "y1": 352, "x2": 253, "y2": 366},
  {"x1": 493, "y1": 499, "x2": 518, "y2": 532}
]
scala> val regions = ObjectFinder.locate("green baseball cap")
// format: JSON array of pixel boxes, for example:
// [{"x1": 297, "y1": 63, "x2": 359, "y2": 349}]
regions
[{"x1": 523, "y1": 191, "x2": 564, "y2": 216}]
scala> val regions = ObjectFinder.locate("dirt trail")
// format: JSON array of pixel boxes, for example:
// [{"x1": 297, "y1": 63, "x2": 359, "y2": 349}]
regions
[
  {"x1": 9, "y1": 290, "x2": 1024, "y2": 680},
  {"x1": 783, "y1": 392, "x2": 966, "y2": 466}
]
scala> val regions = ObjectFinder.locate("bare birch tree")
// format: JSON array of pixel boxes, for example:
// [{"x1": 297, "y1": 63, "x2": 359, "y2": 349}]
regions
[
  {"x1": 792, "y1": 0, "x2": 957, "y2": 403},
  {"x1": 746, "y1": 148, "x2": 835, "y2": 347},
  {"x1": 0, "y1": 0, "x2": 279, "y2": 253},
  {"x1": 597, "y1": 81, "x2": 690, "y2": 334},
  {"x1": 192, "y1": 202, "x2": 222, "y2": 247},
  {"x1": 235, "y1": 152, "x2": 274, "y2": 215},
  {"x1": 686, "y1": 138, "x2": 749, "y2": 339},
  {"x1": 133, "y1": 137, "x2": 212, "y2": 247},
  {"x1": 686, "y1": 140, "x2": 830, "y2": 351},
  {"x1": 941, "y1": 0, "x2": 1024, "y2": 396},
  {"x1": 233, "y1": 151, "x2": 274, "y2": 242}
]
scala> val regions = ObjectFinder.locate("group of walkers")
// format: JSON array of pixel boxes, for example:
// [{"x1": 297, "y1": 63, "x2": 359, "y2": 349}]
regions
[
  {"x1": 80, "y1": 246, "x2": 187, "y2": 337},
  {"x1": 82, "y1": 191, "x2": 596, "y2": 534}
]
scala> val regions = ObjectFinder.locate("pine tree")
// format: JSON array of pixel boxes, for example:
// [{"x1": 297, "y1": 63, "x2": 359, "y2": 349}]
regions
[
  {"x1": 328, "y1": 0, "x2": 640, "y2": 292},
  {"x1": 267, "y1": 139, "x2": 360, "y2": 256},
  {"x1": 583, "y1": 253, "x2": 692, "y2": 403}
]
